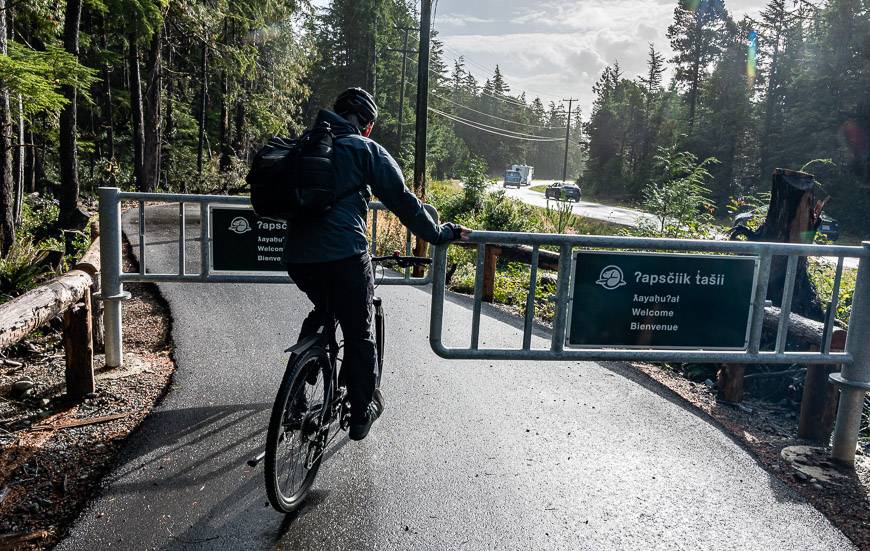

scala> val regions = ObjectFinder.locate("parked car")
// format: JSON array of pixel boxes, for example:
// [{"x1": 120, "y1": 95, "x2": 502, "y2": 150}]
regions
[
  {"x1": 545, "y1": 182, "x2": 582, "y2": 202},
  {"x1": 732, "y1": 209, "x2": 840, "y2": 241},
  {"x1": 818, "y1": 214, "x2": 840, "y2": 241}
]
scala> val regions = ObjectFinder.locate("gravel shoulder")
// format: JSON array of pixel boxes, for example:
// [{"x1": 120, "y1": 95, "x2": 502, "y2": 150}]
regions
[{"x1": 0, "y1": 241, "x2": 175, "y2": 550}]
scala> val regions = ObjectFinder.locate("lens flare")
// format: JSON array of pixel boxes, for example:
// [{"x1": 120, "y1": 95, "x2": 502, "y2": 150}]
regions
[
  {"x1": 746, "y1": 30, "x2": 758, "y2": 90},
  {"x1": 685, "y1": 0, "x2": 701, "y2": 11},
  {"x1": 841, "y1": 119, "x2": 868, "y2": 154}
]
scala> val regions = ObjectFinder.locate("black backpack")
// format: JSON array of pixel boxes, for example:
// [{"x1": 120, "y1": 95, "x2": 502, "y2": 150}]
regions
[{"x1": 247, "y1": 122, "x2": 362, "y2": 221}]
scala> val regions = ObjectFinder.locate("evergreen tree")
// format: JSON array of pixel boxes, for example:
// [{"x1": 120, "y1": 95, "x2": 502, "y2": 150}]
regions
[{"x1": 667, "y1": 0, "x2": 729, "y2": 133}]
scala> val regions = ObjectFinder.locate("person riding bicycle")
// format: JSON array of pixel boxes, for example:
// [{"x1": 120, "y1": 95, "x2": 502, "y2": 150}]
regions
[{"x1": 283, "y1": 87, "x2": 468, "y2": 441}]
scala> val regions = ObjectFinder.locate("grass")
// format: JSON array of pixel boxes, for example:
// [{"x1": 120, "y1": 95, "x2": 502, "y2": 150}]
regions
[{"x1": 529, "y1": 184, "x2": 547, "y2": 193}]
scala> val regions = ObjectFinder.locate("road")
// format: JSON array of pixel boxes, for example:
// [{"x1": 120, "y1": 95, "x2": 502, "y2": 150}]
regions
[
  {"x1": 59, "y1": 205, "x2": 853, "y2": 550},
  {"x1": 499, "y1": 180, "x2": 861, "y2": 269},
  {"x1": 495, "y1": 180, "x2": 660, "y2": 228}
]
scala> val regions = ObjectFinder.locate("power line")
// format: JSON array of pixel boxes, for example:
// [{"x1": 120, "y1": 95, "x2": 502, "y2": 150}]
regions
[
  {"x1": 429, "y1": 108, "x2": 564, "y2": 142},
  {"x1": 429, "y1": 108, "x2": 560, "y2": 138},
  {"x1": 431, "y1": 93, "x2": 568, "y2": 130}
]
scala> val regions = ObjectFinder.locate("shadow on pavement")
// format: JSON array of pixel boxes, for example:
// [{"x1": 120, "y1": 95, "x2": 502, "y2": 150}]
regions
[
  {"x1": 106, "y1": 402, "x2": 271, "y2": 494},
  {"x1": 415, "y1": 284, "x2": 817, "y2": 507}
]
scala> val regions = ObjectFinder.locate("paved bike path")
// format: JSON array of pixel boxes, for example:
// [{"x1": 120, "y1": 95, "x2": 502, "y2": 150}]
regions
[{"x1": 59, "y1": 205, "x2": 853, "y2": 550}]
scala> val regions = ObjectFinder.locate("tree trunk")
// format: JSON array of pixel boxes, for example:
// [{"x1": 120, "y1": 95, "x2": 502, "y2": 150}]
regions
[
  {"x1": 34, "y1": 121, "x2": 45, "y2": 193},
  {"x1": 164, "y1": 38, "x2": 174, "y2": 191},
  {"x1": 233, "y1": 98, "x2": 246, "y2": 164},
  {"x1": 760, "y1": 36, "x2": 781, "y2": 180},
  {"x1": 197, "y1": 44, "x2": 208, "y2": 176},
  {"x1": 7, "y1": 0, "x2": 20, "y2": 223},
  {"x1": 0, "y1": 0, "x2": 15, "y2": 256},
  {"x1": 219, "y1": 71, "x2": 231, "y2": 172},
  {"x1": 26, "y1": 128, "x2": 36, "y2": 193},
  {"x1": 128, "y1": 28, "x2": 145, "y2": 191},
  {"x1": 58, "y1": 0, "x2": 83, "y2": 228},
  {"x1": 731, "y1": 168, "x2": 825, "y2": 319},
  {"x1": 142, "y1": 27, "x2": 162, "y2": 192},
  {"x1": 15, "y1": 94, "x2": 23, "y2": 223},
  {"x1": 101, "y1": 19, "x2": 115, "y2": 161}
]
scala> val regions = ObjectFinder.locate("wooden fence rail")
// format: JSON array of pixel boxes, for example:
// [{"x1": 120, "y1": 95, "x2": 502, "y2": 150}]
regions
[
  {"x1": 0, "y1": 238, "x2": 102, "y2": 401},
  {"x1": 456, "y1": 241, "x2": 847, "y2": 442}
]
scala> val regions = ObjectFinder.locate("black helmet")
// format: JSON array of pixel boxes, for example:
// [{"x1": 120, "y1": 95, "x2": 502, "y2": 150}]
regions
[{"x1": 334, "y1": 87, "x2": 378, "y2": 126}]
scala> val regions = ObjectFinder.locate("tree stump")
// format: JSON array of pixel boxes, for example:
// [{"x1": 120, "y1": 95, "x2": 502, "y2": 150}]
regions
[
  {"x1": 731, "y1": 169, "x2": 825, "y2": 319},
  {"x1": 717, "y1": 364, "x2": 745, "y2": 402},
  {"x1": 63, "y1": 287, "x2": 95, "y2": 400},
  {"x1": 482, "y1": 245, "x2": 501, "y2": 303}
]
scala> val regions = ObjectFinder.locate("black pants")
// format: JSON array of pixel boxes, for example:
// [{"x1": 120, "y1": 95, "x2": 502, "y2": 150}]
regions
[{"x1": 287, "y1": 253, "x2": 376, "y2": 423}]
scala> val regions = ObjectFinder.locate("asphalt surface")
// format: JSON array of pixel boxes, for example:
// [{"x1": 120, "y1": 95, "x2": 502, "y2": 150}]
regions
[
  {"x1": 495, "y1": 180, "x2": 660, "y2": 228},
  {"x1": 58, "y1": 204, "x2": 853, "y2": 550}
]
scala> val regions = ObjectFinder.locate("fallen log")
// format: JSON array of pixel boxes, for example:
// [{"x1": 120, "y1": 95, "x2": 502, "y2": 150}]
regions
[
  {"x1": 73, "y1": 236, "x2": 101, "y2": 278},
  {"x1": 0, "y1": 270, "x2": 92, "y2": 350},
  {"x1": 761, "y1": 305, "x2": 846, "y2": 350}
]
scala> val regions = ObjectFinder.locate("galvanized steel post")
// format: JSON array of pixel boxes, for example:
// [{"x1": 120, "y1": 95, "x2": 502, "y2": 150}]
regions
[
  {"x1": 98, "y1": 187, "x2": 125, "y2": 368},
  {"x1": 830, "y1": 241, "x2": 870, "y2": 464}
]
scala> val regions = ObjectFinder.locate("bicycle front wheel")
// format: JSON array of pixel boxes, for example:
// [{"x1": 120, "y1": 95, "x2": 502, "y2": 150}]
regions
[{"x1": 264, "y1": 346, "x2": 332, "y2": 513}]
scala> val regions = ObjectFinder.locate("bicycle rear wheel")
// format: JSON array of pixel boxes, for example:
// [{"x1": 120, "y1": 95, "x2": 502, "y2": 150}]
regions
[{"x1": 265, "y1": 346, "x2": 332, "y2": 513}]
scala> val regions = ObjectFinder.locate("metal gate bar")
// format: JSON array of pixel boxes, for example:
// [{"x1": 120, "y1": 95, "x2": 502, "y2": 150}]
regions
[
  {"x1": 98, "y1": 186, "x2": 436, "y2": 372},
  {"x1": 429, "y1": 230, "x2": 870, "y2": 464},
  {"x1": 430, "y1": 230, "x2": 867, "y2": 365}
]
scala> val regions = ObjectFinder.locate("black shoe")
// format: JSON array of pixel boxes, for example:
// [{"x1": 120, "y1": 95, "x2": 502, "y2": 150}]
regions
[{"x1": 349, "y1": 389, "x2": 385, "y2": 441}]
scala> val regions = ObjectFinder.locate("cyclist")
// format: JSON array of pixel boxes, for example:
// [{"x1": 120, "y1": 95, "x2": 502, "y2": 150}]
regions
[{"x1": 283, "y1": 87, "x2": 468, "y2": 441}]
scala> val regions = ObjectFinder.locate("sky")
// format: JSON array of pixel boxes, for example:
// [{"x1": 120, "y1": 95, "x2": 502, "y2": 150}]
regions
[
  {"x1": 309, "y1": 0, "x2": 765, "y2": 114},
  {"x1": 433, "y1": 0, "x2": 765, "y2": 114}
]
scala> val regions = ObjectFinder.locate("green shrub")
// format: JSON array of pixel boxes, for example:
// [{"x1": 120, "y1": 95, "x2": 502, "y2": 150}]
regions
[
  {"x1": 540, "y1": 200, "x2": 576, "y2": 234},
  {"x1": 0, "y1": 235, "x2": 52, "y2": 301},
  {"x1": 21, "y1": 193, "x2": 60, "y2": 240},
  {"x1": 807, "y1": 261, "x2": 857, "y2": 324},
  {"x1": 635, "y1": 145, "x2": 719, "y2": 239},
  {"x1": 480, "y1": 191, "x2": 534, "y2": 232}
]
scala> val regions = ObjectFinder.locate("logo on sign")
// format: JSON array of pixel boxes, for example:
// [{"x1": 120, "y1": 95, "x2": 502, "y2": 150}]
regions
[
  {"x1": 228, "y1": 216, "x2": 252, "y2": 234},
  {"x1": 596, "y1": 265, "x2": 626, "y2": 290}
]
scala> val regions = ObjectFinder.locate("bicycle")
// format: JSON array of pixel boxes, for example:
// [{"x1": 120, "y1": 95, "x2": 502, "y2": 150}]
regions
[{"x1": 255, "y1": 252, "x2": 432, "y2": 514}]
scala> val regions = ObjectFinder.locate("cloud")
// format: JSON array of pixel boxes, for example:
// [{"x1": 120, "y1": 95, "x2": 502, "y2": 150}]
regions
[
  {"x1": 436, "y1": 0, "x2": 765, "y2": 113},
  {"x1": 437, "y1": 13, "x2": 496, "y2": 27}
]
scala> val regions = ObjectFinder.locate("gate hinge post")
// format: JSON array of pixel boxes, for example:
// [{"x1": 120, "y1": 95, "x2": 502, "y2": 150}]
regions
[
  {"x1": 830, "y1": 241, "x2": 870, "y2": 465},
  {"x1": 98, "y1": 187, "x2": 126, "y2": 369}
]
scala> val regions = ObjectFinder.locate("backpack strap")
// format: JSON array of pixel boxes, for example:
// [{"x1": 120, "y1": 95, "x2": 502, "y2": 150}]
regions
[{"x1": 331, "y1": 132, "x2": 371, "y2": 203}]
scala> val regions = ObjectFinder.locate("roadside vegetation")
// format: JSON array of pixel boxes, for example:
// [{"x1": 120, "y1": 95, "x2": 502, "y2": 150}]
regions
[{"x1": 0, "y1": 195, "x2": 91, "y2": 305}]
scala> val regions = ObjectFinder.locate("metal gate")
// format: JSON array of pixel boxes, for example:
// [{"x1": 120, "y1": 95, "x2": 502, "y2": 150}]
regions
[
  {"x1": 96, "y1": 187, "x2": 870, "y2": 465},
  {"x1": 96, "y1": 186, "x2": 434, "y2": 368},
  {"x1": 428, "y1": 230, "x2": 870, "y2": 464}
]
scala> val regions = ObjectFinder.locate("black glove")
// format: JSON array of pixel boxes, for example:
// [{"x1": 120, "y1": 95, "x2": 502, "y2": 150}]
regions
[{"x1": 441, "y1": 222, "x2": 463, "y2": 241}]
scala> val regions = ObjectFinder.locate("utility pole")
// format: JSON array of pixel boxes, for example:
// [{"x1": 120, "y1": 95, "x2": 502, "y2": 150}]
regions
[
  {"x1": 413, "y1": 0, "x2": 432, "y2": 198},
  {"x1": 562, "y1": 97, "x2": 578, "y2": 182},
  {"x1": 386, "y1": 26, "x2": 417, "y2": 160},
  {"x1": 412, "y1": 0, "x2": 432, "y2": 271}
]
